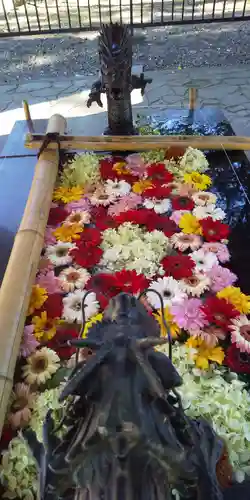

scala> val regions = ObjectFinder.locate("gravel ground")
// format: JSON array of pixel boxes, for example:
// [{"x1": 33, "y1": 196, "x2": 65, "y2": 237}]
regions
[{"x1": 0, "y1": 21, "x2": 250, "y2": 84}]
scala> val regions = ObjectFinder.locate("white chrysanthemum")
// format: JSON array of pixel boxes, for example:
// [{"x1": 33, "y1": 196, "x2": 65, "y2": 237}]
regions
[
  {"x1": 143, "y1": 198, "x2": 171, "y2": 214},
  {"x1": 181, "y1": 272, "x2": 211, "y2": 297},
  {"x1": 190, "y1": 249, "x2": 218, "y2": 272},
  {"x1": 230, "y1": 315, "x2": 250, "y2": 354},
  {"x1": 65, "y1": 210, "x2": 91, "y2": 226},
  {"x1": 63, "y1": 289, "x2": 99, "y2": 323},
  {"x1": 192, "y1": 191, "x2": 217, "y2": 206},
  {"x1": 58, "y1": 266, "x2": 91, "y2": 292},
  {"x1": 90, "y1": 188, "x2": 116, "y2": 206},
  {"x1": 22, "y1": 347, "x2": 60, "y2": 386},
  {"x1": 179, "y1": 147, "x2": 209, "y2": 173},
  {"x1": 45, "y1": 241, "x2": 75, "y2": 267},
  {"x1": 193, "y1": 204, "x2": 226, "y2": 221},
  {"x1": 105, "y1": 179, "x2": 131, "y2": 197},
  {"x1": 147, "y1": 276, "x2": 187, "y2": 309}
]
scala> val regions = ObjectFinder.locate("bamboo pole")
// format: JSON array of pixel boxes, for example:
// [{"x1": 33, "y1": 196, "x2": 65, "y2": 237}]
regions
[
  {"x1": 23, "y1": 100, "x2": 34, "y2": 134},
  {"x1": 25, "y1": 133, "x2": 250, "y2": 151},
  {"x1": 189, "y1": 87, "x2": 197, "y2": 110},
  {"x1": 0, "y1": 114, "x2": 66, "y2": 437}
]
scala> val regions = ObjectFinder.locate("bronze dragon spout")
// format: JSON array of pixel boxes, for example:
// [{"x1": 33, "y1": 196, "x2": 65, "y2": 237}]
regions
[
  {"x1": 23, "y1": 292, "x2": 250, "y2": 500},
  {"x1": 87, "y1": 23, "x2": 152, "y2": 135}
]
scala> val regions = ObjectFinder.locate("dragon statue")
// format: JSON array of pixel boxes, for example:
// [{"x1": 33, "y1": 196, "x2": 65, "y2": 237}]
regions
[
  {"x1": 23, "y1": 291, "x2": 250, "y2": 500},
  {"x1": 87, "y1": 23, "x2": 152, "y2": 135}
]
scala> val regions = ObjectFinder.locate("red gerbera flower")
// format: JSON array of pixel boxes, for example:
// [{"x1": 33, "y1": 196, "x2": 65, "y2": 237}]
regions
[
  {"x1": 146, "y1": 213, "x2": 179, "y2": 237},
  {"x1": 171, "y1": 196, "x2": 195, "y2": 211},
  {"x1": 114, "y1": 270, "x2": 149, "y2": 294},
  {"x1": 47, "y1": 206, "x2": 68, "y2": 226},
  {"x1": 201, "y1": 296, "x2": 240, "y2": 330},
  {"x1": 0, "y1": 425, "x2": 15, "y2": 449},
  {"x1": 143, "y1": 184, "x2": 172, "y2": 199},
  {"x1": 76, "y1": 227, "x2": 102, "y2": 248},
  {"x1": 161, "y1": 254, "x2": 195, "y2": 280},
  {"x1": 224, "y1": 344, "x2": 250, "y2": 374},
  {"x1": 41, "y1": 293, "x2": 63, "y2": 319},
  {"x1": 200, "y1": 217, "x2": 230, "y2": 242},
  {"x1": 114, "y1": 208, "x2": 153, "y2": 227},
  {"x1": 99, "y1": 156, "x2": 124, "y2": 181},
  {"x1": 71, "y1": 245, "x2": 103, "y2": 269},
  {"x1": 47, "y1": 326, "x2": 79, "y2": 359},
  {"x1": 86, "y1": 273, "x2": 120, "y2": 309},
  {"x1": 147, "y1": 163, "x2": 173, "y2": 184},
  {"x1": 91, "y1": 206, "x2": 118, "y2": 231}
]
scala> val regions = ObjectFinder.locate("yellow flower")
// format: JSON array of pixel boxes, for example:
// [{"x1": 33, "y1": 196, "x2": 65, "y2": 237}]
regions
[
  {"x1": 184, "y1": 172, "x2": 212, "y2": 191},
  {"x1": 112, "y1": 162, "x2": 130, "y2": 175},
  {"x1": 53, "y1": 185, "x2": 84, "y2": 203},
  {"x1": 82, "y1": 313, "x2": 103, "y2": 338},
  {"x1": 132, "y1": 179, "x2": 153, "y2": 194},
  {"x1": 185, "y1": 337, "x2": 224, "y2": 370},
  {"x1": 53, "y1": 223, "x2": 83, "y2": 242},
  {"x1": 32, "y1": 311, "x2": 62, "y2": 342},
  {"x1": 179, "y1": 213, "x2": 202, "y2": 235},
  {"x1": 28, "y1": 285, "x2": 48, "y2": 316},
  {"x1": 153, "y1": 306, "x2": 180, "y2": 339},
  {"x1": 217, "y1": 286, "x2": 250, "y2": 314}
]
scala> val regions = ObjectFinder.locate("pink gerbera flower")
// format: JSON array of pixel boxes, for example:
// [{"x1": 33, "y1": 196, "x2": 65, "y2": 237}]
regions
[
  {"x1": 170, "y1": 210, "x2": 189, "y2": 225},
  {"x1": 202, "y1": 242, "x2": 230, "y2": 263},
  {"x1": 192, "y1": 326, "x2": 226, "y2": 347},
  {"x1": 65, "y1": 197, "x2": 91, "y2": 212},
  {"x1": 126, "y1": 153, "x2": 147, "y2": 178},
  {"x1": 36, "y1": 270, "x2": 61, "y2": 295},
  {"x1": 171, "y1": 298, "x2": 208, "y2": 334},
  {"x1": 44, "y1": 227, "x2": 57, "y2": 246},
  {"x1": 207, "y1": 264, "x2": 237, "y2": 293},
  {"x1": 108, "y1": 193, "x2": 142, "y2": 216},
  {"x1": 20, "y1": 325, "x2": 39, "y2": 358}
]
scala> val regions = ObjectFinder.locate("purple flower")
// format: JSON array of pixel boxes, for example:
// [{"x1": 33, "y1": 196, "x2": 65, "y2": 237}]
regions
[
  {"x1": 202, "y1": 242, "x2": 230, "y2": 263},
  {"x1": 66, "y1": 197, "x2": 91, "y2": 212},
  {"x1": 36, "y1": 270, "x2": 61, "y2": 295},
  {"x1": 171, "y1": 298, "x2": 208, "y2": 334},
  {"x1": 207, "y1": 264, "x2": 237, "y2": 293},
  {"x1": 108, "y1": 193, "x2": 142, "y2": 216},
  {"x1": 20, "y1": 325, "x2": 39, "y2": 358}
]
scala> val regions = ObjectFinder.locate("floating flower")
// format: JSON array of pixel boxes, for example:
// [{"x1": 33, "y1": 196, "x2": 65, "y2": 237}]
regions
[
  {"x1": 207, "y1": 264, "x2": 237, "y2": 293},
  {"x1": 113, "y1": 161, "x2": 130, "y2": 176},
  {"x1": 65, "y1": 210, "x2": 91, "y2": 226},
  {"x1": 171, "y1": 298, "x2": 208, "y2": 334},
  {"x1": 201, "y1": 296, "x2": 240, "y2": 330},
  {"x1": 58, "y1": 266, "x2": 91, "y2": 293},
  {"x1": 161, "y1": 254, "x2": 195, "y2": 280},
  {"x1": 185, "y1": 337, "x2": 224, "y2": 370},
  {"x1": 45, "y1": 241, "x2": 75, "y2": 267},
  {"x1": 192, "y1": 191, "x2": 217, "y2": 206},
  {"x1": 86, "y1": 273, "x2": 120, "y2": 309},
  {"x1": 105, "y1": 179, "x2": 131, "y2": 197},
  {"x1": 153, "y1": 306, "x2": 180, "y2": 339},
  {"x1": 38, "y1": 256, "x2": 54, "y2": 273},
  {"x1": 143, "y1": 198, "x2": 171, "y2": 214},
  {"x1": 181, "y1": 272, "x2": 210, "y2": 297},
  {"x1": 61, "y1": 153, "x2": 101, "y2": 188},
  {"x1": 90, "y1": 187, "x2": 116, "y2": 206},
  {"x1": 53, "y1": 223, "x2": 83, "y2": 242},
  {"x1": 28, "y1": 285, "x2": 48, "y2": 316},
  {"x1": 36, "y1": 270, "x2": 61, "y2": 295},
  {"x1": 171, "y1": 232, "x2": 202, "y2": 252},
  {"x1": 44, "y1": 227, "x2": 57, "y2": 246},
  {"x1": 65, "y1": 197, "x2": 91, "y2": 212},
  {"x1": 9, "y1": 383, "x2": 35, "y2": 429},
  {"x1": 47, "y1": 206, "x2": 68, "y2": 226},
  {"x1": 193, "y1": 204, "x2": 226, "y2": 221},
  {"x1": 114, "y1": 269, "x2": 149, "y2": 294},
  {"x1": 126, "y1": 153, "x2": 147, "y2": 177},
  {"x1": 147, "y1": 277, "x2": 187, "y2": 309},
  {"x1": 178, "y1": 213, "x2": 202, "y2": 235},
  {"x1": 53, "y1": 185, "x2": 84, "y2": 203},
  {"x1": 22, "y1": 347, "x2": 60, "y2": 386},
  {"x1": 230, "y1": 315, "x2": 250, "y2": 354},
  {"x1": 200, "y1": 217, "x2": 229, "y2": 242},
  {"x1": 32, "y1": 311, "x2": 61, "y2": 342},
  {"x1": 99, "y1": 156, "x2": 123, "y2": 180},
  {"x1": 71, "y1": 245, "x2": 103, "y2": 269},
  {"x1": 170, "y1": 210, "x2": 189, "y2": 225},
  {"x1": 190, "y1": 249, "x2": 218, "y2": 272},
  {"x1": 20, "y1": 325, "x2": 39, "y2": 358},
  {"x1": 202, "y1": 242, "x2": 230, "y2": 263},
  {"x1": 172, "y1": 182, "x2": 197, "y2": 197},
  {"x1": 147, "y1": 162, "x2": 173, "y2": 184},
  {"x1": 132, "y1": 179, "x2": 153, "y2": 194},
  {"x1": 46, "y1": 326, "x2": 79, "y2": 360},
  {"x1": 108, "y1": 193, "x2": 142, "y2": 216},
  {"x1": 183, "y1": 172, "x2": 212, "y2": 191},
  {"x1": 193, "y1": 326, "x2": 226, "y2": 347},
  {"x1": 179, "y1": 147, "x2": 209, "y2": 173},
  {"x1": 217, "y1": 286, "x2": 250, "y2": 315},
  {"x1": 224, "y1": 344, "x2": 250, "y2": 374},
  {"x1": 62, "y1": 290, "x2": 99, "y2": 323},
  {"x1": 83, "y1": 313, "x2": 104, "y2": 338},
  {"x1": 171, "y1": 196, "x2": 194, "y2": 211},
  {"x1": 143, "y1": 184, "x2": 172, "y2": 199},
  {"x1": 40, "y1": 293, "x2": 63, "y2": 319}
]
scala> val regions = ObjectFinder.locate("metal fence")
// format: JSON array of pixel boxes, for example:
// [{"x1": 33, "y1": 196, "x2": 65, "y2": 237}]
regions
[{"x1": 0, "y1": 0, "x2": 250, "y2": 36}]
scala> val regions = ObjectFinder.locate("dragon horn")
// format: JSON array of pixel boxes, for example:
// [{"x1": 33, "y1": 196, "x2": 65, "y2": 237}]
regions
[
  {"x1": 67, "y1": 339, "x2": 102, "y2": 349},
  {"x1": 136, "y1": 337, "x2": 169, "y2": 349}
]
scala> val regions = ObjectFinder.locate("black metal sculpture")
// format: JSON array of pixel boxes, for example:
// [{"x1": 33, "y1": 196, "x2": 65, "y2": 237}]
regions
[
  {"x1": 87, "y1": 23, "x2": 152, "y2": 135},
  {"x1": 23, "y1": 292, "x2": 250, "y2": 500}
]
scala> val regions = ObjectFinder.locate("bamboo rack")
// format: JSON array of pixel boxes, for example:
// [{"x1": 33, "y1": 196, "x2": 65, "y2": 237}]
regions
[
  {"x1": 0, "y1": 114, "x2": 66, "y2": 436},
  {"x1": 25, "y1": 133, "x2": 250, "y2": 151}
]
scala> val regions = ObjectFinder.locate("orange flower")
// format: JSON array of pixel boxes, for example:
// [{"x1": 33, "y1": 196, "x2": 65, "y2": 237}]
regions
[
  {"x1": 53, "y1": 223, "x2": 83, "y2": 242},
  {"x1": 132, "y1": 179, "x2": 153, "y2": 194}
]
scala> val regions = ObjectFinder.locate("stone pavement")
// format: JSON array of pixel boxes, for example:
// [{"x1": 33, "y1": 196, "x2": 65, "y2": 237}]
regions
[{"x1": 1, "y1": 64, "x2": 250, "y2": 140}]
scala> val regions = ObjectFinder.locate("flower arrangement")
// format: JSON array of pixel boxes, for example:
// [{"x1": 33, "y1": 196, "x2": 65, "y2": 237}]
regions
[{"x1": 1, "y1": 147, "x2": 250, "y2": 498}]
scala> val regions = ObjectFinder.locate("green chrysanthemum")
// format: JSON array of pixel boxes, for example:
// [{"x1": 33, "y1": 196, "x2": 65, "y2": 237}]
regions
[{"x1": 60, "y1": 153, "x2": 101, "y2": 188}]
